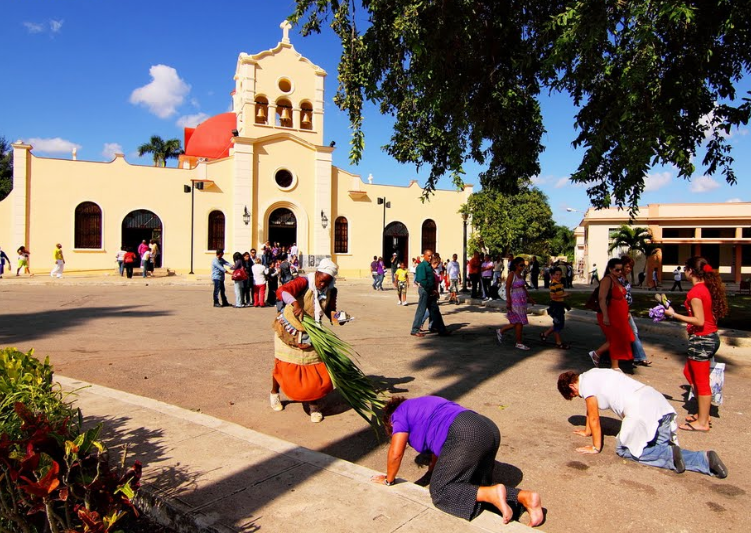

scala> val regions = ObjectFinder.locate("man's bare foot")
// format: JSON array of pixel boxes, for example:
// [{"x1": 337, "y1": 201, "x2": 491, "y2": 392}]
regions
[{"x1": 518, "y1": 490, "x2": 544, "y2": 527}]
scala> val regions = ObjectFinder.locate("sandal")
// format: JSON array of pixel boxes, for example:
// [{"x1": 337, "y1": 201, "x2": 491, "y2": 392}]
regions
[
  {"x1": 555, "y1": 343, "x2": 571, "y2": 350},
  {"x1": 685, "y1": 415, "x2": 712, "y2": 427},
  {"x1": 678, "y1": 421, "x2": 710, "y2": 432},
  {"x1": 634, "y1": 360, "x2": 653, "y2": 367},
  {"x1": 514, "y1": 343, "x2": 531, "y2": 351}
]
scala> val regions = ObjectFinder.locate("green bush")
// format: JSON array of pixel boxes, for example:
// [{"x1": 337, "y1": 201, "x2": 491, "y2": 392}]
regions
[
  {"x1": 0, "y1": 348, "x2": 142, "y2": 533},
  {"x1": 0, "y1": 347, "x2": 77, "y2": 440}
]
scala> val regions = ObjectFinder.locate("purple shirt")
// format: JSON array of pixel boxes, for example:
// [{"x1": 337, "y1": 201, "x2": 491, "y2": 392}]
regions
[{"x1": 390, "y1": 396, "x2": 468, "y2": 456}]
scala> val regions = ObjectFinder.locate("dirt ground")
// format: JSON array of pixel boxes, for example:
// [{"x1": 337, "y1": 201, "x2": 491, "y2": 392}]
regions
[{"x1": 1, "y1": 278, "x2": 749, "y2": 532}]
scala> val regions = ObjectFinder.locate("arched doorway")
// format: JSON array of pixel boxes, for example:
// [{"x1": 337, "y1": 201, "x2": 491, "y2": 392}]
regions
[
  {"x1": 122, "y1": 209, "x2": 163, "y2": 267},
  {"x1": 383, "y1": 221, "x2": 409, "y2": 268},
  {"x1": 268, "y1": 208, "x2": 297, "y2": 246}
]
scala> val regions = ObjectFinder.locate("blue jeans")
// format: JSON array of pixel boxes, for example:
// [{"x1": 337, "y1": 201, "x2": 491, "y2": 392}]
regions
[
  {"x1": 372, "y1": 273, "x2": 378, "y2": 289},
  {"x1": 213, "y1": 279, "x2": 228, "y2": 305},
  {"x1": 629, "y1": 315, "x2": 647, "y2": 362},
  {"x1": 375, "y1": 273, "x2": 385, "y2": 290},
  {"x1": 616, "y1": 414, "x2": 710, "y2": 474},
  {"x1": 411, "y1": 286, "x2": 446, "y2": 334}
]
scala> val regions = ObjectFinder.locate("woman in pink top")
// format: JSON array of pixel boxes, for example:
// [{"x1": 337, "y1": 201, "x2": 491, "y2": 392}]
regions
[{"x1": 665, "y1": 257, "x2": 728, "y2": 432}]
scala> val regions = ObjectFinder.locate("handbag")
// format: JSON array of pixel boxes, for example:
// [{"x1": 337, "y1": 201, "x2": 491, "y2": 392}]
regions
[
  {"x1": 585, "y1": 283, "x2": 611, "y2": 313},
  {"x1": 232, "y1": 268, "x2": 248, "y2": 281}
]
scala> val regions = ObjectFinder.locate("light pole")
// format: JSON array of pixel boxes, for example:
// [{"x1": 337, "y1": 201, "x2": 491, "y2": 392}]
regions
[
  {"x1": 377, "y1": 197, "x2": 391, "y2": 229},
  {"x1": 461, "y1": 212, "x2": 469, "y2": 292},
  {"x1": 183, "y1": 181, "x2": 204, "y2": 274}
]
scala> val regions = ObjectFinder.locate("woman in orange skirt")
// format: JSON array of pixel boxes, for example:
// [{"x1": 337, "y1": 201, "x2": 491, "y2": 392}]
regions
[
  {"x1": 594, "y1": 258, "x2": 634, "y2": 369},
  {"x1": 270, "y1": 259, "x2": 339, "y2": 423}
]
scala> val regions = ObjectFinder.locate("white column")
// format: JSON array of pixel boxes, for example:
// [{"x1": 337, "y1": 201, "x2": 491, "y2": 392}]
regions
[
  {"x1": 232, "y1": 141, "x2": 254, "y2": 252},
  {"x1": 313, "y1": 149, "x2": 333, "y2": 261},
  {"x1": 11, "y1": 142, "x2": 32, "y2": 249}
]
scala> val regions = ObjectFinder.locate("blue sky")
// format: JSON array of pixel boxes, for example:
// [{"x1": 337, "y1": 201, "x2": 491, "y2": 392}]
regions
[{"x1": 2, "y1": 0, "x2": 749, "y2": 228}]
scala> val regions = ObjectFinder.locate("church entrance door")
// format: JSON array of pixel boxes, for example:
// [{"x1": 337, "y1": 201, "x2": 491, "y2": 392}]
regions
[
  {"x1": 122, "y1": 210, "x2": 163, "y2": 267},
  {"x1": 383, "y1": 221, "x2": 409, "y2": 268},
  {"x1": 268, "y1": 208, "x2": 297, "y2": 247}
]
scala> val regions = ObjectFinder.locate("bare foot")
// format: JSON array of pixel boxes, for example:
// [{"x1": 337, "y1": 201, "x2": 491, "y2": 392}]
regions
[
  {"x1": 493, "y1": 485, "x2": 513, "y2": 524},
  {"x1": 518, "y1": 490, "x2": 544, "y2": 527}
]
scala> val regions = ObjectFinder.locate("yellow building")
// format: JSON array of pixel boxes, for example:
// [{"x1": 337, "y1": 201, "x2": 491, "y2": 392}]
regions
[
  {"x1": 576, "y1": 202, "x2": 751, "y2": 283},
  {"x1": 0, "y1": 22, "x2": 471, "y2": 277}
]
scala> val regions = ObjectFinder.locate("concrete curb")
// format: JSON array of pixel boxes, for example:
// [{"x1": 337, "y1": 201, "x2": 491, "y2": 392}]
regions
[{"x1": 56, "y1": 376, "x2": 539, "y2": 533}]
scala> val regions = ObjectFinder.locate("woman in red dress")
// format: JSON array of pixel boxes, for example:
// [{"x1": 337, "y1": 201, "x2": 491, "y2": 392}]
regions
[{"x1": 595, "y1": 258, "x2": 634, "y2": 369}]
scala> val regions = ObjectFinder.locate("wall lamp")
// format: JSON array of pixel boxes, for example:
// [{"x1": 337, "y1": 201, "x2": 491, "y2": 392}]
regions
[
  {"x1": 243, "y1": 206, "x2": 251, "y2": 225},
  {"x1": 321, "y1": 210, "x2": 329, "y2": 229}
]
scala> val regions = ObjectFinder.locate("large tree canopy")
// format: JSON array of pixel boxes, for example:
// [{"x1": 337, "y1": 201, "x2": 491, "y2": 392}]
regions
[
  {"x1": 291, "y1": 0, "x2": 751, "y2": 211},
  {"x1": 462, "y1": 188, "x2": 556, "y2": 258}
]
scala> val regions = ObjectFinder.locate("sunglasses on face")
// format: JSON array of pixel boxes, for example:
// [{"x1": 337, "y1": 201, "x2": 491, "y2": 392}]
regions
[{"x1": 613, "y1": 268, "x2": 623, "y2": 272}]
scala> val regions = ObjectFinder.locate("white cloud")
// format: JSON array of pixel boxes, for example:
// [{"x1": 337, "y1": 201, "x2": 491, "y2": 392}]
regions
[
  {"x1": 725, "y1": 198, "x2": 743, "y2": 203},
  {"x1": 129, "y1": 65, "x2": 190, "y2": 118},
  {"x1": 102, "y1": 143, "x2": 123, "y2": 160},
  {"x1": 689, "y1": 175, "x2": 721, "y2": 193},
  {"x1": 176, "y1": 113, "x2": 209, "y2": 128},
  {"x1": 23, "y1": 22, "x2": 45, "y2": 33},
  {"x1": 554, "y1": 177, "x2": 570, "y2": 188},
  {"x1": 25, "y1": 137, "x2": 81, "y2": 153},
  {"x1": 644, "y1": 171, "x2": 672, "y2": 192},
  {"x1": 23, "y1": 20, "x2": 63, "y2": 35}
]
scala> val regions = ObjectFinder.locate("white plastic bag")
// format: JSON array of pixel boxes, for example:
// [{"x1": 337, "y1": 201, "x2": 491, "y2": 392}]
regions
[{"x1": 688, "y1": 360, "x2": 725, "y2": 406}]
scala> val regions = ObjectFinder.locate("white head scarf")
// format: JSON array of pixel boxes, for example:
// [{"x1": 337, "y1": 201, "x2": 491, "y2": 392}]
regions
[
  {"x1": 316, "y1": 258, "x2": 338, "y2": 278},
  {"x1": 308, "y1": 258, "x2": 338, "y2": 323}
]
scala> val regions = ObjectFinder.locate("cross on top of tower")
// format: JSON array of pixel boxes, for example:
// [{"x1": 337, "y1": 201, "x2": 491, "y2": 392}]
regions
[{"x1": 280, "y1": 20, "x2": 292, "y2": 44}]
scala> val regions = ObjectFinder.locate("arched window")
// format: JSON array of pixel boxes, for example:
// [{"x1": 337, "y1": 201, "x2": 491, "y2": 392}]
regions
[
  {"x1": 334, "y1": 216, "x2": 348, "y2": 253},
  {"x1": 208, "y1": 210, "x2": 225, "y2": 250},
  {"x1": 255, "y1": 96, "x2": 269, "y2": 125},
  {"x1": 300, "y1": 101, "x2": 313, "y2": 130},
  {"x1": 74, "y1": 202, "x2": 102, "y2": 248},
  {"x1": 275, "y1": 98, "x2": 293, "y2": 128},
  {"x1": 421, "y1": 219, "x2": 436, "y2": 253}
]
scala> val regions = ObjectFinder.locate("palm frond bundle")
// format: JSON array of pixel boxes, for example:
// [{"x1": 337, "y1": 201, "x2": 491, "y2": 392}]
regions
[{"x1": 302, "y1": 316, "x2": 386, "y2": 428}]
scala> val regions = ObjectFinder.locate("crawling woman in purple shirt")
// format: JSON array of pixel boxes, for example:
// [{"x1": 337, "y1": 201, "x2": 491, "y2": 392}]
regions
[{"x1": 372, "y1": 396, "x2": 544, "y2": 527}]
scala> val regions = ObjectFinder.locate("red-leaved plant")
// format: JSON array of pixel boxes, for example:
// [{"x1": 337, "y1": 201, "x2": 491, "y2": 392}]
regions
[{"x1": 0, "y1": 403, "x2": 141, "y2": 533}]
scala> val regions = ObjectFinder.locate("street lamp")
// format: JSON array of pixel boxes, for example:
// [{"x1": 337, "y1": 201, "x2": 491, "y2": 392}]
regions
[
  {"x1": 377, "y1": 197, "x2": 391, "y2": 229},
  {"x1": 461, "y1": 212, "x2": 469, "y2": 293},
  {"x1": 243, "y1": 206, "x2": 251, "y2": 225},
  {"x1": 321, "y1": 210, "x2": 329, "y2": 229},
  {"x1": 183, "y1": 180, "x2": 204, "y2": 275}
]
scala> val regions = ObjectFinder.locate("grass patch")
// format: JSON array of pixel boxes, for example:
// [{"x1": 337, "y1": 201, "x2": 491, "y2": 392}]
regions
[{"x1": 532, "y1": 291, "x2": 751, "y2": 332}]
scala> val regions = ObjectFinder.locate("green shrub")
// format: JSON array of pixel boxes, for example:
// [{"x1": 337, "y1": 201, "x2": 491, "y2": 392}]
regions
[
  {"x1": 0, "y1": 348, "x2": 142, "y2": 533},
  {"x1": 0, "y1": 347, "x2": 77, "y2": 440}
]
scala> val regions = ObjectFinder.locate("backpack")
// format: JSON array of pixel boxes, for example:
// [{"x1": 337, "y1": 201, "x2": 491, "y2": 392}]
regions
[{"x1": 585, "y1": 283, "x2": 611, "y2": 313}]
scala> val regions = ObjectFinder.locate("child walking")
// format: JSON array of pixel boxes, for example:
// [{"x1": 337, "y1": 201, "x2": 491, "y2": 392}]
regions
[
  {"x1": 394, "y1": 261, "x2": 410, "y2": 305},
  {"x1": 541, "y1": 267, "x2": 570, "y2": 349}
]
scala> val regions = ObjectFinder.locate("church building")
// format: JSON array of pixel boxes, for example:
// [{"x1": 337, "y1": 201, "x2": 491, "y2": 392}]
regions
[{"x1": 1, "y1": 22, "x2": 471, "y2": 277}]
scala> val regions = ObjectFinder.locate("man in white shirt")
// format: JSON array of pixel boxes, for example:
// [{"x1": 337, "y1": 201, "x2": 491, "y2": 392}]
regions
[
  {"x1": 447, "y1": 254, "x2": 461, "y2": 304},
  {"x1": 670, "y1": 266, "x2": 683, "y2": 292},
  {"x1": 557, "y1": 369, "x2": 727, "y2": 478}
]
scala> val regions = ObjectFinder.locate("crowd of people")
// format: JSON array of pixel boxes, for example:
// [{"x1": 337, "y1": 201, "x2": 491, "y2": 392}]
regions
[{"x1": 210, "y1": 242, "x2": 300, "y2": 308}]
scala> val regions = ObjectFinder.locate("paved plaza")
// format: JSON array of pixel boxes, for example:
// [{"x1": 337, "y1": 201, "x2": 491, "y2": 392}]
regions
[{"x1": 1, "y1": 276, "x2": 750, "y2": 532}]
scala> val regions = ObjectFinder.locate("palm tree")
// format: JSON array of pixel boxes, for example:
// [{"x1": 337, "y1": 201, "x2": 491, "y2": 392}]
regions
[
  {"x1": 608, "y1": 225, "x2": 654, "y2": 282},
  {"x1": 137, "y1": 136, "x2": 183, "y2": 167}
]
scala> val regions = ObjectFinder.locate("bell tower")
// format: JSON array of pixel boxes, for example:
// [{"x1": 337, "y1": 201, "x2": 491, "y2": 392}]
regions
[{"x1": 233, "y1": 21, "x2": 326, "y2": 145}]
